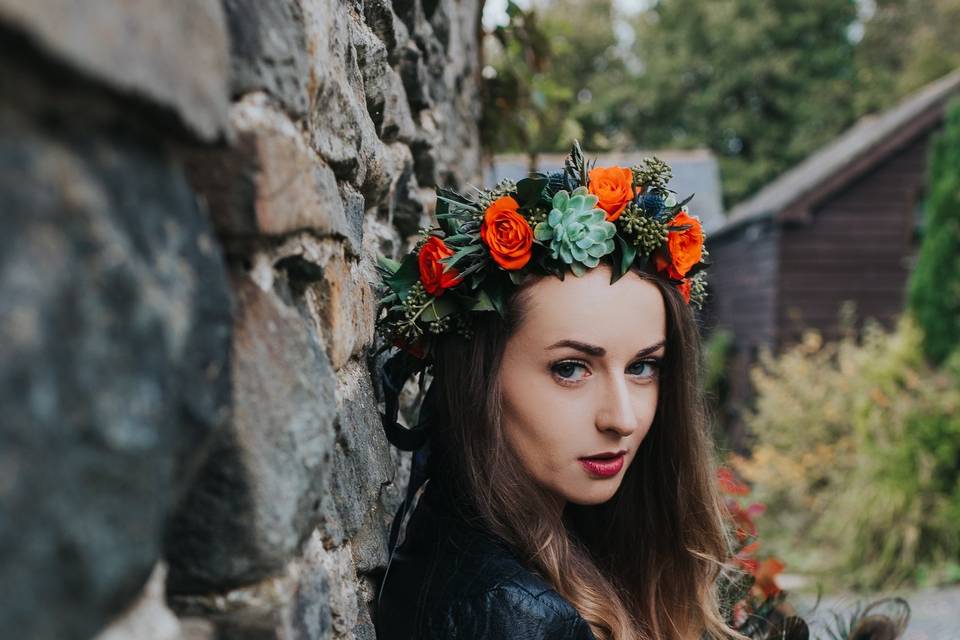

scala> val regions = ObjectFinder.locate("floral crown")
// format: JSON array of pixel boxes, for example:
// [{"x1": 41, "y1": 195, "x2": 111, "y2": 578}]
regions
[{"x1": 374, "y1": 141, "x2": 709, "y2": 363}]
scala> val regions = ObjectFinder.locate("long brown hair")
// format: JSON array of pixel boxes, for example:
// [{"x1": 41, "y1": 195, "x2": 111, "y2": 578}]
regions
[{"x1": 425, "y1": 265, "x2": 743, "y2": 640}]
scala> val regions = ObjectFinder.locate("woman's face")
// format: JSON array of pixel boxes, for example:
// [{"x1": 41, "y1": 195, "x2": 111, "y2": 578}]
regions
[{"x1": 499, "y1": 264, "x2": 666, "y2": 509}]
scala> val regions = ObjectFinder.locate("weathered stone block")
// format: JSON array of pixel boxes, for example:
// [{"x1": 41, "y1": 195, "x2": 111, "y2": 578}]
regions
[
  {"x1": 93, "y1": 563, "x2": 214, "y2": 640},
  {"x1": 0, "y1": 109, "x2": 232, "y2": 640},
  {"x1": 182, "y1": 94, "x2": 360, "y2": 252},
  {"x1": 303, "y1": 249, "x2": 377, "y2": 371},
  {"x1": 363, "y1": 0, "x2": 410, "y2": 66},
  {"x1": 352, "y1": 17, "x2": 415, "y2": 146},
  {"x1": 324, "y1": 360, "x2": 396, "y2": 543},
  {"x1": 164, "y1": 271, "x2": 336, "y2": 594},
  {"x1": 263, "y1": 234, "x2": 376, "y2": 370},
  {"x1": 379, "y1": 69, "x2": 417, "y2": 144},
  {"x1": 170, "y1": 531, "x2": 340, "y2": 640},
  {"x1": 223, "y1": 0, "x2": 310, "y2": 118},
  {"x1": 0, "y1": 0, "x2": 230, "y2": 140}
]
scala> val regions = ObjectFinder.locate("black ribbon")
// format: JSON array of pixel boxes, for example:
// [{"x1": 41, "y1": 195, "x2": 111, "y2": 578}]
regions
[
  {"x1": 379, "y1": 349, "x2": 431, "y2": 452},
  {"x1": 376, "y1": 348, "x2": 438, "y2": 634}
]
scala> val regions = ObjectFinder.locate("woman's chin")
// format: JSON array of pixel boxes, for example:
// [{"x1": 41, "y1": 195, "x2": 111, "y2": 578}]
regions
[{"x1": 565, "y1": 482, "x2": 622, "y2": 506}]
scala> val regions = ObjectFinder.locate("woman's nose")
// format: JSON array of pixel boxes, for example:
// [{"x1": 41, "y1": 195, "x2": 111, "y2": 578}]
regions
[{"x1": 595, "y1": 376, "x2": 639, "y2": 436}]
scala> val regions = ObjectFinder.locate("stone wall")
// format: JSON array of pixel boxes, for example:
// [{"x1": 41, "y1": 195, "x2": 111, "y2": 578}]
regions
[{"x1": 0, "y1": 1, "x2": 482, "y2": 638}]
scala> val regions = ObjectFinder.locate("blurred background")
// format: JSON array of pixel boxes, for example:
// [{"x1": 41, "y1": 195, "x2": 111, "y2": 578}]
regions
[
  {"x1": 479, "y1": 0, "x2": 960, "y2": 635},
  {"x1": 0, "y1": 0, "x2": 957, "y2": 638}
]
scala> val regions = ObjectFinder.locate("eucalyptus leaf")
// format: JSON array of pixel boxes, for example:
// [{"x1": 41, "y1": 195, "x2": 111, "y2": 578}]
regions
[
  {"x1": 436, "y1": 194, "x2": 481, "y2": 214},
  {"x1": 436, "y1": 186, "x2": 477, "y2": 207},
  {"x1": 440, "y1": 244, "x2": 483, "y2": 270},
  {"x1": 456, "y1": 260, "x2": 487, "y2": 280}
]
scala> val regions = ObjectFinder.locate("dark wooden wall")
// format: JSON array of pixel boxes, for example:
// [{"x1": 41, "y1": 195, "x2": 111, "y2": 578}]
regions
[
  {"x1": 704, "y1": 218, "x2": 780, "y2": 450},
  {"x1": 776, "y1": 135, "x2": 929, "y2": 346},
  {"x1": 708, "y1": 217, "x2": 781, "y2": 350}
]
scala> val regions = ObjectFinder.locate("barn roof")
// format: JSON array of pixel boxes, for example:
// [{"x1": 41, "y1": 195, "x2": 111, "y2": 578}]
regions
[
  {"x1": 482, "y1": 148, "x2": 726, "y2": 234},
  {"x1": 715, "y1": 68, "x2": 960, "y2": 239}
]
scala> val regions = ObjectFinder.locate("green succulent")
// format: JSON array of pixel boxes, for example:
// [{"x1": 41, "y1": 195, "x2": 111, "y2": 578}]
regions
[{"x1": 533, "y1": 187, "x2": 616, "y2": 276}]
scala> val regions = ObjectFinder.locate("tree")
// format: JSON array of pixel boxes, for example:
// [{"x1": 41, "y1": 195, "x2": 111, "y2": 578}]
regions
[
  {"x1": 628, "y1": 0, "x2": 859, "y2": 206},
  {"x1": 480, "y1": 0, "x2": 579, "y2": 170},
  {"x1": 907, "y1": 98, "x2": 960, "y2": 365},
  {"x1": 853, "y1": 0, "x2": 960, "y2": 117},
  {"x1": 480, "y1": 0, "x2": 633, "y2": 165},
  {"x1": 535, "y1": 0, "x2": 635, "y2": 151}
]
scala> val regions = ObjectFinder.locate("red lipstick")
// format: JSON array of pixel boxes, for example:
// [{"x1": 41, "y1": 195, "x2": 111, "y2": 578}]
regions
[{"x1": 578, "y1": 450, "x2": 626, "y2": 478}]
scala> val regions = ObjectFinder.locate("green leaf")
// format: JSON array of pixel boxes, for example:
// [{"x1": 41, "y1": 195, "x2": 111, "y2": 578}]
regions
[
  {"x1": 376, "y1": 254, "x2": 401, "y2": 274},
  {"x1": 516, "y1": 175, "x2": 549, "y2": 208},
  {"x1": 443, "y1": 233, "x2": 477, "y2": 244},
  {"x1": 508, "y1": 270, "x2": 524, "y2": 285},
  {"x1": 470, "y1": 289, "x2": 496, "y2": 311},
  {"x1": 484, "y1": 274, "x2": 509, "y2": 318},
  {"x1": 615, "y1": 234, "x2": 637, "y2": 281},
  {"x1": 378, "y1": 292, "x2": 399, "y2": 305},
  {"x1": 439, "y1": 244, "x2": 483, "y2": 270},
  {"x1": 436, "y1": 194, "x2": 481, "y2": 215},
  {"x1": 435, "y1": 198, "x2": 456, "y2": 235},
  {"x1": 456, "y1": 260, "x2": 487, "y2": 280},
  {"x1": 420, "y1": 295, "x2": 458, "y2": 322},
  {"x1": 385, "y1": 252, "x2": 421, "y2": 298}
]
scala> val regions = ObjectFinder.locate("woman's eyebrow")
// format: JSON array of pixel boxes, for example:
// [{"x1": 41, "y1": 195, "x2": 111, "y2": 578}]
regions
[{"x1": 545, "y1": 339, "x2": 665, "y2": 358}]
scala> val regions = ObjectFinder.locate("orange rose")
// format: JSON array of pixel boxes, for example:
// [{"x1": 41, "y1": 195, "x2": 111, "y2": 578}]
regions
[
  {"x1": 418, "y1": 235, "x2": 464, "y2": 295},
  {"x1": 654, "y1": 211, "x2": 704, "y2": 279},
  {"x1": 480, "y1": 195, "x2": 532, "y2": 270},
  {"x1": 588, "y1": 166, "x2": 635, "y2": 221}
]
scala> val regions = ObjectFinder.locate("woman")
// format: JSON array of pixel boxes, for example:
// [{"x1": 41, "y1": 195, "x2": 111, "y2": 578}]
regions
[{"x1": 371, "y1": 143, "x2": 741, "y2": 640}]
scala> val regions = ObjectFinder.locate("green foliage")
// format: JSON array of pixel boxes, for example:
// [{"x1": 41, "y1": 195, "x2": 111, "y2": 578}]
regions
[
  {"x1": 852, "y1": 0, "x2": 960, "y2": 117},
  {"x1": 481, "y1": 0, "x2": 960, "y2": 207},
  {"x1": 628, "y1": 0, "x2": 859, "y2": 206},
  {"x1": 480, "y1": 1, "x2": 581, "y2": 159},
  {"x1": 737, "y1": 317, "x2": 960, "y2": 590},
  {"x1": 907, "y1": 98, "x2": 960, "y2": 365},
  {"x1": 480, "y1": 0, "x2": 633, "y2": 158},
  {"x1": 703, "y1": 328, "x2": 735, "y2": 422}
]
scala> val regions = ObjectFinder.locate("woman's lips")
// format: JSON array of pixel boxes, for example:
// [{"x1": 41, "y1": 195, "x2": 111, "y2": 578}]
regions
[{"x1": 578, "y1": 452, "x2": 625, "y2": 477}]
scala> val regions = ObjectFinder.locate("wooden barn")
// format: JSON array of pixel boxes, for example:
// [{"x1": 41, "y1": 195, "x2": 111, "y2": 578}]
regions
[{"x1": 706, "y1": 69, "x2": 960, "y2": 435}]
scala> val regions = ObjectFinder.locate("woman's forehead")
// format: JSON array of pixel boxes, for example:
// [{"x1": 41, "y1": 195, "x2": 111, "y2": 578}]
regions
[{"x1": 514, "y1": 267, "x2": 666, "y2": 352}]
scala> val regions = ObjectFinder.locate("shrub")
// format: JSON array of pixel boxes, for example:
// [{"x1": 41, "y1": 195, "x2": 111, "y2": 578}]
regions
[
  {"x1": 908, "y1": 97, "x2": 960, "y2": 365},
  {"x1": 735, "y1": 316, "x2": 960, "y2": 590}
]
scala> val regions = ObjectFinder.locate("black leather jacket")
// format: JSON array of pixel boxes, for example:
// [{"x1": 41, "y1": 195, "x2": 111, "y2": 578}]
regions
[{"x1": 375, "y1": 477, "x2": 598, "y2": 639}]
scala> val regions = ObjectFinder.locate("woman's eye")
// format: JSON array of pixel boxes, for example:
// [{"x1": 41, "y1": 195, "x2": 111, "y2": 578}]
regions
[
  {"x1": 551, "y1": 361, "x2": 589, "y2": 384},
  {"x1": 629, "y1": 359, "x2": 661, "y2": 380}
]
